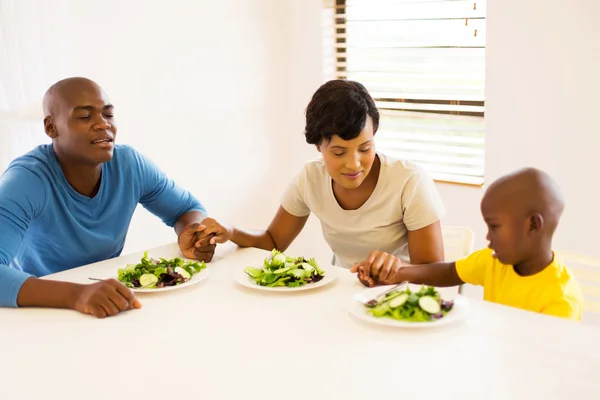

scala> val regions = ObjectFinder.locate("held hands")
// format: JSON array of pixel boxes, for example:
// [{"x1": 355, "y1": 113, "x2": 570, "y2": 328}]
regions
[
  {"x1": 73, "y1": 279, "x2": 142, "y2": 319},
  {"x1": 350, "y1": 251, "x2": 409, "y2": 287},
  {"x1": 177, "y1": 217, "x2": 233, "y2": 262}
]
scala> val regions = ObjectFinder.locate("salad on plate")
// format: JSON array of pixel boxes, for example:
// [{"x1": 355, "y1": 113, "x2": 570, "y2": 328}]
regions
[
  {"x1": 365, "y1": 285, "x2": 455, "y2": 322},
  {"x1": 244, "y1": 249, "x2": 325, "y2": 288},
  {"x1": 117, "y1": 251, "x2": 206, "y2": 289}
]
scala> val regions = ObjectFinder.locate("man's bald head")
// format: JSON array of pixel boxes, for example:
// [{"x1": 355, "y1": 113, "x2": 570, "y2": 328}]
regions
[
  {"x1": 482, "y1": 167, "x2": 565, "y2": 233},
  {"x1": 41, "y1": 77, "x2": 116, "y2": 165},
  {"x1": 43, "y1": 77, "x2": 106, "y2": 117}
]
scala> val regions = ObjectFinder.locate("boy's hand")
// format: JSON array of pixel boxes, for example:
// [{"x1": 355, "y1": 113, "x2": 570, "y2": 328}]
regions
[
  {"x1": 72, "y1": 279, "x2": 142, "y2": 319},
  {"x1": 350, "y1": 251, "x2": 409, "y2": 286}
]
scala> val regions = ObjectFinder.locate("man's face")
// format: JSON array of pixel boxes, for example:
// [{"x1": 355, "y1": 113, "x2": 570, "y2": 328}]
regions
[{"x1": 45, "y1": 83, "x2": 116, "y2": 165}]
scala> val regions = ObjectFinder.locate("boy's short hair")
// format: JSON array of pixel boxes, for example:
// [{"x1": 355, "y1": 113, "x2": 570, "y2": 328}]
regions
[{"x1": 304, "y1": 80, "x2": 380, "y2": 145}]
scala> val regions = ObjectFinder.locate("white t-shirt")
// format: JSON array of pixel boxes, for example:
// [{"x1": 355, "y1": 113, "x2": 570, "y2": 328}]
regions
[{"x1": 281, "y1": 153, "x2": 445, "y2": 269}]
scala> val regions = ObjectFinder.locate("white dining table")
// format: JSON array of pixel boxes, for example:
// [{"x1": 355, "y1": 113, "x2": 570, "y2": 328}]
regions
[{"x1": 1, "y1": 242, "x2": 599, "y2": 400}]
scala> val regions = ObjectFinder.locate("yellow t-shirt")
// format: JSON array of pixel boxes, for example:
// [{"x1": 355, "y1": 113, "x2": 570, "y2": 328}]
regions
[{"x1": 455, "y1": 248, "x2": 583, "y2": 321}]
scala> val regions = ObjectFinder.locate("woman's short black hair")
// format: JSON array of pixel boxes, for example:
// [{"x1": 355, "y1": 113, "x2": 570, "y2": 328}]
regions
[{"x1": 304, "y1": 80, "x2": 380, "y2": 145}]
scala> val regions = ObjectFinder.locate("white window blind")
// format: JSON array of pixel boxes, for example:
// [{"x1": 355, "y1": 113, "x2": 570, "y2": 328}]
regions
[{"x1": 324, "y1": 0, "x2": 486, "y2": 185}]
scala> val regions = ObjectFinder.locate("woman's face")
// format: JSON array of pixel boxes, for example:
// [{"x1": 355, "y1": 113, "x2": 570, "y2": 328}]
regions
[{"x1": 318, "y1": 116, "x2": 376, "y2": 190}]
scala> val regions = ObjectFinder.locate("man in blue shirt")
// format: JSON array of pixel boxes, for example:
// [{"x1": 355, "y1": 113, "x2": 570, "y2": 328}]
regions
[{"x1": 0, "y1": 77, "x2": 214, "y2": 318}]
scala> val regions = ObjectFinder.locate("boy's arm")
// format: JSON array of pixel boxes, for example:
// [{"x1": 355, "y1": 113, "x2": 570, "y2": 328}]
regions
[
  {"x1": 384, "y1": 261, "x2": 463, "y2": 287},
  {"x1": 350, "y1": 251, "x2": 464, "y2": 287},
  {"x1": 542, "y1": 297, "x2": 582, "y2": 321}
]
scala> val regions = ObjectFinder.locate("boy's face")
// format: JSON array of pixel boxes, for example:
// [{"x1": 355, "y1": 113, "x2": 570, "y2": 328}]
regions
[{"x1": 481, "y1": 194, "x2": 530, "y2": 266}]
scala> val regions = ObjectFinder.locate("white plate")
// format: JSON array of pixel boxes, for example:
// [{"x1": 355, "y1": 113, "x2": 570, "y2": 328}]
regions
[
  {"x1": 122, "y1": 268, "x2": 210, "y2": 293},
  {"x1": 349, "y1": 285, "x2": 469, "y2": 328},
  {"x1": 233, "y1": 266, "x2": 336, "y2": 292}
]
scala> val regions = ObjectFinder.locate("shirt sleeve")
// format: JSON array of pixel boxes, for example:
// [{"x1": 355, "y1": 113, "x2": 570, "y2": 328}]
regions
[
  {"x1": 542, "y1": 297, "x2": 582, "y2": 321},
  {"x1": 131, "y1": 148, "x2": 207, "y2": 227},
  {"x1": 280, "y1": 166, "x2": 311, "y2": 217},
  {"x1": 401, "y1": 167, "x2": 445, "y2": 231},
  {"x1": 0, "y1": 167, "x2": 47, "y2": 307},
  {"x1": 454, "y1": 249, "x2": 491, "y2": 287}
]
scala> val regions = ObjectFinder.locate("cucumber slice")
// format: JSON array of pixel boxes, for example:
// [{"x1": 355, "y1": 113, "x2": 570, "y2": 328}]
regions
[
  {"x1": 174, "y1": 266, "x2": 191, "y2": 280},
  {"x1": 388, "y1": 293, "x2": 409, "y2": 308},
  {"x1": 139, "y1": 273, "x2": 158, "y2": 288},
  {"x1": 418, "y1": 296, "x2": 441, "y2": 314},
  {"x1": 382, "y1": 290, "x2": 407, "y2": 303}
]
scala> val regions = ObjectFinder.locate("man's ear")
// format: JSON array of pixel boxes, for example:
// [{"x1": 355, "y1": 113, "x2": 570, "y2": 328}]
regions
[
  {"x1": 528, "y1": 213, "x2": 544, "y2": 235},
  {"x1": 44, "y1": 116, "x2": 57, "y2": 139}
]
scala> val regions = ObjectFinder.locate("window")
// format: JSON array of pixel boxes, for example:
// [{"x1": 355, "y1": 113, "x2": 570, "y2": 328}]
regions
[{"x1": 323, "y1": 0, "x2": 486, "y2": 185}]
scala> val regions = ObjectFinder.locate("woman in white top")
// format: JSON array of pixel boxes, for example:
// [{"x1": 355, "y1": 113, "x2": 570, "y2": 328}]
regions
[{"x1": 199, "y1": 80, "x2": 446, "y2": 268}]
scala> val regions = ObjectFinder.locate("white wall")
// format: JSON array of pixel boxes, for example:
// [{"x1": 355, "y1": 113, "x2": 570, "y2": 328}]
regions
[
  {"x1": 398, "y1": 0, "x2": 600, "y2": 259},
  {"x1": 285, "y1": 0, "x2": 600, "y2": 262},
  {"x1": 3, "y1": 0, "x2": 598, "y2": 261},
  {"x1": 52, "y1": 0, "x2": 301, "y2": 253},
  {"x1": 0, "y1": 0, "x2": 331, "y2": 259},
  {"x1": 484, "y1": 0, "x2": 600, "y2": 257}
]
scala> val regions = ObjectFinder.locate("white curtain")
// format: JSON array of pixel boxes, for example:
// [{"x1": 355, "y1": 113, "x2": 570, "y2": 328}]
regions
[{"x1": 0, "y1": 0, "x2": 74, "y2": 172}]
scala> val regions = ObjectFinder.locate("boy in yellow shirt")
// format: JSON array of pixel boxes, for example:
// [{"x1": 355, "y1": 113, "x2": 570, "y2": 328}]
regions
[{"x1": 350, "y1": 167, "x2": 583, "y2": 321}]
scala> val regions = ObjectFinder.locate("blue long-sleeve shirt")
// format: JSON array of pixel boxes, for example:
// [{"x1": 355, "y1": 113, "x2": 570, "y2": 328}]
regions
[{"x1": 0, "y1": 144, "x2": 206, "y2": 307}]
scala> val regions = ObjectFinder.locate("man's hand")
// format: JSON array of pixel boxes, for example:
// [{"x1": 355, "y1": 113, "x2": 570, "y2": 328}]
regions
[
  {"x1": 350, "y1": 251, "x2": 409, "y2": 286},
  {"x1": 177, "y1": 218, "x2": 233, "y2": 262},
  {"x1": 72, "y1": 279, "x2": 141, "y2": 319}
]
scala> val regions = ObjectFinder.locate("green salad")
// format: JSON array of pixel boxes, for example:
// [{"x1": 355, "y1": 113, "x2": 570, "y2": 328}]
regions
[
  {"x1": 244, "y1": 249, "x2": 325, "y2": 288},
  {"x1": 366, "y1": 285, "x2": 454, "y2": 322},
  {"x1": 117, "y1": 251, "x2": 206, "y2": 288}
]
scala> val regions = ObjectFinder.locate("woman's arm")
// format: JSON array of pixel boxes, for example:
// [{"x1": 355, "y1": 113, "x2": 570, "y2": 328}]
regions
[
  {"x1": 230, "y1": 206, "x2": 309, "y2": 251},
  {"x1": 195, "y1": 206, "x2": 309, "y2": 252},
  {"x1": 407, "y1": 220, "x2": 445, "y2": 264}
]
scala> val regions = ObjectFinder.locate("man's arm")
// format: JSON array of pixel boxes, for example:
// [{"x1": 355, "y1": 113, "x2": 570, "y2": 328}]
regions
[
  {"x1": 129, "y1": 148, "x2": 214, "y2": 259},
  {"x1": 174, "y1": 210, "x2": 218, "y2": 261},
  {"x1": 174, "y1": 210, "x2": 207, "y2": 237},
  {"x1": 0, "y1": 166, "x2": 140, "y2": 317},
  {"x1": 133, "y1": 148, "x2": 207, "y2": 228},
  {"x1": 0, "y1": 166, "x2": 46, "y2": 307},
  {"x1": 17, "y1": 277, "x2": 141, "y2": 318}
]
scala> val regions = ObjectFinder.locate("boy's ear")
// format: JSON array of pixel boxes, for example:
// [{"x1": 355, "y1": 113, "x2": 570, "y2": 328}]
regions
[
  {"x1": 528, "y1": 213, "x2": 544, "y2": 234},
  {"x1": 316, "y1": 144, "x2": 322, "y2": 153}
]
